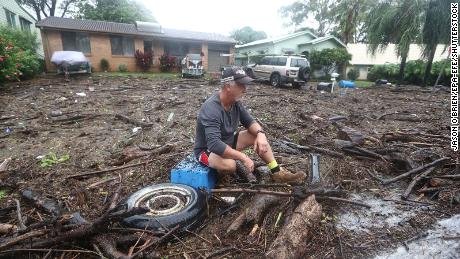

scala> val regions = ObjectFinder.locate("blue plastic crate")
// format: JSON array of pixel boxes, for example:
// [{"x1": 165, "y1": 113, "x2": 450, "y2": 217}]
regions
[{"x1": 170, "y1": 154, "x2": 217, "y2": 191}]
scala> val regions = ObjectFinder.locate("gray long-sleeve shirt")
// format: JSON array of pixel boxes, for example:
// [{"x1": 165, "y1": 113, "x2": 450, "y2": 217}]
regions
[{"x1": 194, "y1": 93, "x2": 255, "y2": 158}]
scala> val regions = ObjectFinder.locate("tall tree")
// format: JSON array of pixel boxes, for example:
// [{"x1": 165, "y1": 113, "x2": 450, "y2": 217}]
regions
[
  {"x1": 279, "y1": 0, "x2": 335, "y2": 37},
  {"x1": 331, "y1": 0, "x2": 376, "y2": 44},
  {"x1": 18, "y1": 0, "x2": 79, "y2": 20},
  {"x1": 365, "y1": 0, "x2": 426, "y2": 82},
  {"x1": 76, "y1": 0, "x2": 156, "y2": 23},
  {"x1": 230, "y1": 26, "x2": 267, "y2": 45},
  {"x1": 421, "y1": 0, "x2": 450, "y2": 86}
]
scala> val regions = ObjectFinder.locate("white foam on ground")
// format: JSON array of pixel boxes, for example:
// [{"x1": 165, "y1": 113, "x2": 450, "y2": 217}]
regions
[
  {"x1": 336, "y1": 194, "x2": 421, "y2": 232},
  {"x1": 375, "y1": 214, "x2": 460, "y2": 259}
]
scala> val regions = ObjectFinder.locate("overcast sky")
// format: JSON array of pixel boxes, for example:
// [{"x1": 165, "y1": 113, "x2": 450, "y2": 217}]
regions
[{"x1": 140, "y1": 0, "x2": 298, "y2": 38}]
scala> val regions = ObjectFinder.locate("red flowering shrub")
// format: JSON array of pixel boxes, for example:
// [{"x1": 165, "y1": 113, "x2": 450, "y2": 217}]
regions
[
  {"x1": 0, "y1": 26, "x2": 40, "y2": 84},
  {"x1": 159, "y1": 54, "x2": 176, "y2": 72},
  {"x1": 135, "y1": 49, "x2": 153, "y2": 71}
]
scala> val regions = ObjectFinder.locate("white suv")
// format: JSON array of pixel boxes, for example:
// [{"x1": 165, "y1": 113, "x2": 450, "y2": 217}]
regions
[{"x1": 244, "y1": 55, "x2": 310, "y2": 87}]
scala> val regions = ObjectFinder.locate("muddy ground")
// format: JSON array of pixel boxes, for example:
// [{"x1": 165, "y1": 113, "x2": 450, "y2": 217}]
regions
[{"x1": 0, "y1": 74, "x2": 458, "y2": 258}]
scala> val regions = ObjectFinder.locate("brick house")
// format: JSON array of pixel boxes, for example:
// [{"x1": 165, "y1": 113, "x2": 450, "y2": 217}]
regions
[{"x1": 36, "y1": 17, "x2": 236, "y2": 72}]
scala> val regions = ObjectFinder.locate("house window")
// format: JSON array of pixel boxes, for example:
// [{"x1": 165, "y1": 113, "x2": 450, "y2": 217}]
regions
[
  {"x1": 62, "y1": 32, "x2": 91, "y2": 53},
  {"x1": 110, "y1": 36, "x2": 134, "y2": 56},
  {"x1": 4, "y1": 9, "x2": 16, "y2": 27},
  {"x1": 19, "y1": 17, "x2": 31, "y2": 32}
]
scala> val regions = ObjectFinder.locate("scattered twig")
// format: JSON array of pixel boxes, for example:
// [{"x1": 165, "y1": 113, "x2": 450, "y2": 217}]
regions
[
  {"x1": 382, "y1": 157, "x2": 450, "y2": 185},
  {"x1": 66, "y1": 160, "x2": 152, "y2": 179},
  {"x1": 114, "y1": 113, "x2": 153, "y2": 128},
  {"x1": 402, "y1": 167, "x2": 436, "y2": 200},
  {"x1": 13, "y1": 199, "x2": 26, "y2": 231}
]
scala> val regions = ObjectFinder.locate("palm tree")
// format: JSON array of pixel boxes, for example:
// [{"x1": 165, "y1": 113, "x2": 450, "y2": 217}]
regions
[
  {"x1": 421, "y1": 0, "x2": 450, "y2": 86},
  {"x1": 365, "y1": 0, "x2": 426, "y2": 82}
]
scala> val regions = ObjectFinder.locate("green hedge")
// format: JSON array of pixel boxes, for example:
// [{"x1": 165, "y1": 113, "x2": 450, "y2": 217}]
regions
[
  {"x1": 0, "y1": 26, "x2": 41, "y2": 84},
  {"x1": 367, "y1": 59, "x2": 451, "y2": 86}
]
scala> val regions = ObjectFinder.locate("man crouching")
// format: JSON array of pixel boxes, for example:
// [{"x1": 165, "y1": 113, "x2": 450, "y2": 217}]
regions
[{"x1": 193, "y1": 66, "x2": 305, "y2": 184}]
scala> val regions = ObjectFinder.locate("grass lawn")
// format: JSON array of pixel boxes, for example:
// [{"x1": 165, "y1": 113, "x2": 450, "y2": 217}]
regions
[
  {"x1": 354, "y1": 80, "x2": 373, "y2": 88},
  {"x1": 93, "y1": 72, "x2": 180, "y2": 79}
]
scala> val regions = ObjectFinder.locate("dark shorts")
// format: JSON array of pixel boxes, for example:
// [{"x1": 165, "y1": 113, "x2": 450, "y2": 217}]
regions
[{"x1": 197, "y1": 131, "x2": 239, "y2": 167}]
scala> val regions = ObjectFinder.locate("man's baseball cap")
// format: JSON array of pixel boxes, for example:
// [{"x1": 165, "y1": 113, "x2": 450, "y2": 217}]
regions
[{"x1": 221, "y1": 66, "x2": 254, "y2": 85}]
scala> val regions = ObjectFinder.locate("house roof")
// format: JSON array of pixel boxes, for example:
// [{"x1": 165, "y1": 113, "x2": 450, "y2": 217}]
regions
[
  {"x1": 298, "y1": 35, "x2": 347, "y2": 48},
  {"x1": 235, "y1": 30, "x2": 318, "y2": 48},
  {"x1": 36, "y1": 17, "x2": 236, "y2": 44},
  {"x1": 347, "y1": 43, "x2": 449, "y2": 65}
]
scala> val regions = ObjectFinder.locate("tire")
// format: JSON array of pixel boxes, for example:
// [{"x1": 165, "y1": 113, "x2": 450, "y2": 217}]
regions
[
  {"x1": 245, "y1": 68, "x2": 255, "y2": 79},
  {"x1": 121, "y1": 183, "x2": 206, "y2": 233},
  {"x1": 298, "y1": 66, "x2": 310, "y2": 81},
  {"x1": 270, "y1": 74, "x2": 281, "y2": 87}
]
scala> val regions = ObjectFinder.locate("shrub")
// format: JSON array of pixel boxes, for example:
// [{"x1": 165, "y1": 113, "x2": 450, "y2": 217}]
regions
[
  {"x1": 367, "y1": 63, "x2": 399, "y2": 82},
  {"x1": 118, "y1": 63, "x2": 128, "y2": 72},
  {"x1": 403, "y1": 60, "x2": 425, "y2": 85},
  {"x1": 347, "y1": 68, "x2": 359, "y2": 81},
  {"x1": 0, "y1": 26, "x2": 39, "y2": 54},
  {"x1": 159, "y1": 54, "x2": 176, "y2": 72},
  {"x1": 135, "y1": 49, "x2": 153, "y2": 71},
  {"x1": 0, "y1": 26, "x2": 40, "y2": 83},
  {"x1": 309, "y1": 48, "x2": 352, "y2": 75},
  {"x1": 100, "y1": 58, "x2": 110, "y2": 71}
]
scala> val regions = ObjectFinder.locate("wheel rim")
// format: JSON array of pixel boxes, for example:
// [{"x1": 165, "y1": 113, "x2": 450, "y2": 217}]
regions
[
  {"x1": 271, "y1": 76, "x2": 279, "y2": 86},
  {"x1": 133, "y1": 186, "x2": 193, "y2": 216}
]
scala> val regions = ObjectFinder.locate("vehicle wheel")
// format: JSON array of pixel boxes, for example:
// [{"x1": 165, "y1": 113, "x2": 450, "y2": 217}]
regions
[
  {"x1": 298, "y1": 66, "x2": 310, "y2": 81},
  {"x1": 121, "y1": 183, "x2": 206, "y2": 233},
  {"x1": 245, "y1": 68, "x2": 255, "y2": 79},
  {"x1": 270, "y1": 74, "x2": 281, "y2": 87}
]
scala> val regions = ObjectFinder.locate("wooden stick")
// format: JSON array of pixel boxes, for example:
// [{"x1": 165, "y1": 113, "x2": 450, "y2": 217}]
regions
[
  {"x1": 316, "y1": 196, "x2": 371, "y2": 208},
  {"x1": 66, "y1": 160, "x2": 151, "y2": 179},
  {"x1": 382, "y1": 157, "x2": 450, "y2": 185},
  {"x1": 280, "y1": 140, "x2": 344, "y2": 158},
  {"x1": 429, "y1": 174, "x2": 460, "y2": 180},
  {"x1": 13, "y1": 199, "x2": 26, "y2": 230},
  {"x1": 0, "y1": 230, "x2": 48, "y2": 251},
  {"x1": 0, "y1": 248, "x2": 99, "y2": 256},
  {"x1": 401, "y1": 167, "x2": 436, "y2": 200},
  {"x1": 130, "y1": 225, "x2": 180, "y2": 258},
  {"x1": 86, "y1": 176, "x2": 118, "y2": 189}
]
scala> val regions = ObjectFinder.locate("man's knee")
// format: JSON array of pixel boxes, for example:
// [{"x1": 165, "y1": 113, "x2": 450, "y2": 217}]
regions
[
  {"x1": 208, "y1": 153, "x2": 236, "y2": 172},
  {"x1": 236, "y1": 130, "x2": 256, "y2": 151}
]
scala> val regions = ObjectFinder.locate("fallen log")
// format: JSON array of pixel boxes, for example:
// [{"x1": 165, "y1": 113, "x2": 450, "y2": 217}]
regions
[
  {"x1": 0, "y1": 223, "x2": 17, "y2": 234},
  {"x1": 266, "y1": 195, "x2": 322, "y2": 259},
  {"x1": 382, "y1": 157, "x2": 450, "y2": 185},
  {"x1": 401, "y1": 167, "x2": 436, "y2": 200},
  {"x1": 337, "y1": 126, "x2": 364, "y2": 145},
  {"x1": 212, "y1": 187, "x2": 345, "y2": 198},
  {"x1": 227, "y1": 194, "x2": 282, "y2": 234}
]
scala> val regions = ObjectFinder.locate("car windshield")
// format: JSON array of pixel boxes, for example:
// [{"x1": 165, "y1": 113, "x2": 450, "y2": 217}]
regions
[{"x1": 290, "y1": 58, "x2": 307, "y2": 68}]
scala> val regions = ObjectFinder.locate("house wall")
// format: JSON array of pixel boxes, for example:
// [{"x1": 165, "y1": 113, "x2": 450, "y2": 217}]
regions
[
  {"x1": 1, "y1": 0, "x2": 44, "y2": 56},
  {"x1": 346, "y1": 65, "x2": 371, "y2": 80},
  {"x1": 40, "y1": 29, "x2": 234, "y2": 72}
]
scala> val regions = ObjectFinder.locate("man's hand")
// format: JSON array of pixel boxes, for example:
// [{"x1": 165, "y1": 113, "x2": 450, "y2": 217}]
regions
[
  {"x1": 254, "y1": 133, "x2": 269, "y2": 155},
  {"x1": 241, "y1": 154, "x2": 254, "y2": 173}
]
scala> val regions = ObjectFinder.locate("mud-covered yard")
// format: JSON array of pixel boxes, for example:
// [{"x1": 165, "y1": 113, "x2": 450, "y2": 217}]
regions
[{"x1": 0, "y1": 74, "x2": 458, "y2": 258}]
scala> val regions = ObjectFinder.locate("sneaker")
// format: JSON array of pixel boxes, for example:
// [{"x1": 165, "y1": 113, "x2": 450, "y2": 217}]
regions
[{"x1": 271, "y1": 167, "x2": 306, "y2": 184}]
